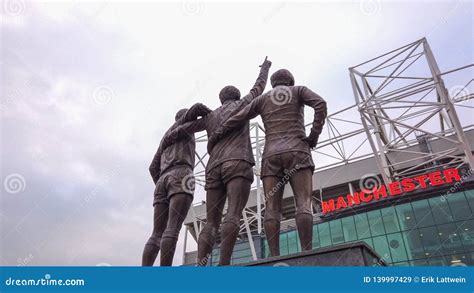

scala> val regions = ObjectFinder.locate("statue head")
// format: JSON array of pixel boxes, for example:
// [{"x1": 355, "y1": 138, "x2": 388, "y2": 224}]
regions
[
  {"x1": 175, "y1": 108, "x2": 188, "y2": 121},
  {"x1": 219, "y1": 85, "x2": 241, "y2": 104},
  {"x1": 271, "y1": 69, "x2": 295, "y2": 87}
]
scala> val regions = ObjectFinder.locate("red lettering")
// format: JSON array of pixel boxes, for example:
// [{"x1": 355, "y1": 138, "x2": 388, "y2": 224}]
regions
[
  {"x1": 359, "y1": 191, "x2": 373, "y2": 203},
  {"x1": 401, "y1": 178, "x2": 415, "y2": 192},
  {"x1": 373, "y1": 185, "x2": 387, "y2": 200},
  {"x1": 336, "y1": 196, "x2": 347, "y2": 210},
  {"x1": 428, "y1": 171, "x2": 444, "y2": 186},
  {"x1": 346, "y1": 193, "x2": 361, "y2": 206},
  {"x1": 443, "y1": 168, "x2": 461, "y2": 183},
  {"x1": 388, "y1": 181, "x2": 402, "y2": 196},
  {"x1": 414, "y1": 175, "x2": 429, "y2": 189},
  {"x1": 322, "y1": 200, "x2": 335, "y2": 213}
]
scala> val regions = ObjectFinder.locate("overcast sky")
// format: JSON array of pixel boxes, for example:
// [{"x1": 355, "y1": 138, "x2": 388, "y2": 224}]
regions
[{"x1": 1, "y1": 1, "x2": 472, "y2": 266}]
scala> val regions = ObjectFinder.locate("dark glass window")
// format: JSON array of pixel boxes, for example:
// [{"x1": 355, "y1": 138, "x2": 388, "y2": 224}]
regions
[
  {"x1": 402, "y1": 229, "x2": 425, "y2": 260},
  {"x1": 411, "y1": 199, "x2": 435, "y2": 228},
  {"x1": 465, "y1": 190, "x2": 474, "y2": 214},
  {"x1": 428, "y1": 257, "x2": 447, "y2": 266},
  {"x1": 341, "y1": 216, "x2": 358, "y2": 242},
  {"x1": 287, "y1": 230, "x2": 299, "y2": 254},
  {"x1": 457, "y1": 219, "x2": 474, "y2": 251},
  {"x1": 419, "y1": 226, "x2": 443, "y2": 257},
  {"x1": 354, "y1": 213, "x2": 371, "y2": 239},
  {"x1": 329, "y1": 219, "x2": 344, "y2": 244},
  {"x1": 367, "y1": 210, "x2": 385, "y2": 237},
  {"x1": 312, "y1": 224, "x2": 320, "y2": 249},
  {"x1": 279, "y1": 233, "x2": 289, "y2": 255},
  {"x1": 318, "y1": 222, "x2": 332, "y2": 247},
  {"x1": 395, "y1": 203, "x2": 417, "y2": 231},
  {"x1": 372, "y1": 236, "x2": 392, "y2": 263},
  {"x1": 428, "y1": 197, "x2": 453, "y2": 225},
  {"x1": 447, "y1": 192, "x2": 472, "y2": 222},
  {"x1": 436, "y1": 223, "x2": 464, "y2": 255},
  {"x1": 381, "y1": 206, "x2": 400, "y2": 234},
  {"x1": 387, "y1": 232, "x2": 408, "y2": 262}
]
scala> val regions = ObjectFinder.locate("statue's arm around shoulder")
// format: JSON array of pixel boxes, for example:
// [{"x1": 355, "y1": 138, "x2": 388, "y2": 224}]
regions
[
  {"x1": 181, "y1": 103, "x2": 212, "y2": 123},
  {"x1": 207, "y1": 96, "x2": 263, "y2": 153}
]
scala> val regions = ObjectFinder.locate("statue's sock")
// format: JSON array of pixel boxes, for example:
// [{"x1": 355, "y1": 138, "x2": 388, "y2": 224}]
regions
[{"x1": 296, "y1": 213, "x2": 313, "y2": 251}]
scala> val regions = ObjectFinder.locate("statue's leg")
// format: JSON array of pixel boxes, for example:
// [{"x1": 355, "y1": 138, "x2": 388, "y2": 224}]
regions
[
  {"x1": 289, "y1": 168, "x2": 313, "y2": 251},
  {"x1": 160, "y1": 193, "x2": 193, "y2": 266},
  {"x1": 142, "y1": 202, "x2": 169, "y2": 266},
  {"x1": 263, "y1": 176, "x2": 284, "y2": 257},
  {"x1": 197, "y1": 188, "x2": 226, "y2": 266},
  {"x1": 219, "y1": 177, "x2": 251, "y2": 266}
]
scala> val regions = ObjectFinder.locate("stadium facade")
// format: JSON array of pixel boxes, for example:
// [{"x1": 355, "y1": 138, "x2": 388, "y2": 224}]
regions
[{"x1": 181, "y1": 38, "x2": 474, "y2": 266}]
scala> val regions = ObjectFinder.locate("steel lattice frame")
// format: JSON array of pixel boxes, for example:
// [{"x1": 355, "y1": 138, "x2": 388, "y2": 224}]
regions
[{"x1": 349, "y1": 38, "x2": 474, "y2": 185}]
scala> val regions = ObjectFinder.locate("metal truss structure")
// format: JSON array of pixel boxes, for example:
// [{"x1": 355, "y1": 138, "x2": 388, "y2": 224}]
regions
[
  {"x1": 182, "y1": 38, "x2": 474, "y2": 263},
  {"x1": 349, "y1": 38, "x2": 474, "y2": 185}
]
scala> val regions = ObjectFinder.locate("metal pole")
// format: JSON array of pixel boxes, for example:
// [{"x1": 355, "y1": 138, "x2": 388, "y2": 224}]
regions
[
  {"x1": 182, "y1": 226, "x2": 188, "y2": 265},
  {"x1": 243, "y1": 210, "x2": 258, "y2": 261},
  {"x1": 350, "y1": 71, "x2": 392, "y2": 185},
  {"x1": 255, "y1": 123, "x2": 262, "y2": 234}
]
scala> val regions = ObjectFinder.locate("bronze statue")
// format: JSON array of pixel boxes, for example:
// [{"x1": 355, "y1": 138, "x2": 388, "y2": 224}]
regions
[
  {"x1": 167, "y1": 57, "x2": 272, "y2": 265},
  {"x1": 143, "y1": 104, "x2": 211, "y2": 266},
  {"x1": 209, "y1": 69, "x2": 327, "y2": 257}
]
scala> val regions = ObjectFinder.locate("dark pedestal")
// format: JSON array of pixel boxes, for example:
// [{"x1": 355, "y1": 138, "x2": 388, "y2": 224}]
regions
[{"x1": 241, "y1": 242, "x2": 386, "y2": 266}]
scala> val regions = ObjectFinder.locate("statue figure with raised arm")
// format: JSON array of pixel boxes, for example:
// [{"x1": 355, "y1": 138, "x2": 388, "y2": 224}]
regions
[
  {"x1": 209, "y1": 69, "x2": 327, "y2": 257},
  {"x1": 167, "y1": 57, "x2": 272, "y2": 265}
]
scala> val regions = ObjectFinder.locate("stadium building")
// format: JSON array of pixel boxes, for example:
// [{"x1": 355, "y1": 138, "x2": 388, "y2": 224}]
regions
[{"x1": 181, "y1": 38, "x2": 474, "y2": 266}]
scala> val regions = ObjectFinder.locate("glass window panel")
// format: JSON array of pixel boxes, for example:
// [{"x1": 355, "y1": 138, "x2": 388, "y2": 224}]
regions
[
  {"x1": 329, "y1": 219, "x2": 344, "y2": 244},
  {"x1": 437, "y1": 223, "x2": 464, "y2": 255},
  {"x1": 361, "y1": 238, "x2": 374, "y2": 250},
  {"x1": 402, "y1": 229, "x2": 426, "y2": 261},
  {"x1": 381, "y1": 207, "x2": 400, "y2": 234},
  {"x1": 232, "y1": 248, "x2": 252, "y2": 258},
  {"x1": 372, "y1": 236, "x2": 392, "y2": 264},
  {"x1": 279, "y1": 233, "x2": 289, "y2": 256},
  {"x1": 428, "y1": 257, "x2": 447, "y2": 266},
  {"x1": 411, "y1": 199, "x2": 435, "y2": 228},
  {"x1": 456, "y1": 219, "x2": 474, "y2": 250},
  {"x1": 318, "y1": 222, "x2": 332, "y2": 247},
  {"x1": 446, "y1": 254, "x2": 473, "y2": 266},
  {"x1": 354, "y1": 213, "x2": 371, "y2": 240},
  {"x1": 287, "y1": 231, "x2": 299, "y2": 254},
  {"x1": 262, "y1": 239, "x2": 269, "y2": 258},
  {"x1": 387, "y1": 233, "x2": 408, "y2": 263},
  {"x1": 419, "y1": 226, "x2": 443, "y2": 258},
  {"x1": 395, "y1": 203, "x2": 417, "y2": 231},
  {"x1": 341, "y1": 216, "x2": 358, "y2": 242},
  {"x1": 367, "y1": 210, "x2": 385, "y2": 237},
  {"x1": 232, "y1": 256, "x2": 253, "y2": 265},
  {"x1": 312, "y1": 224, "x2": 320, "y2": 249},
  {"x1": 447, "y1": 192, "x2": 472, "y2": 222},
  {"x1": 465, "y1": 190, "x2": 474, "y2": 214},
  {"x1": 428, "y1": 197, "x2": 454, "y2": 225},
  {"x1": 410, "y1": 259, "x2": 428, "y2": 266},
  {"x1": 392, "y1": 261, "x2": 410, "y2": 267}
]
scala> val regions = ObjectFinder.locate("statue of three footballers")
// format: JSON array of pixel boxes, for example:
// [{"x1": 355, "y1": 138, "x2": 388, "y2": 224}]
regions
[{"x1": 142, "y1": 57, "x2": 327, "y2": 266}]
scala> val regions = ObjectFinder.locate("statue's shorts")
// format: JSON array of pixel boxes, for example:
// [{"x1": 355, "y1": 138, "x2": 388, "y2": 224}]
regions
[
  {"x1": 153, "y1": 166, "x2": 194, "y2": 206},
  {"x1": 261, "y1": 151, "x2": 314, "y2": 181},
  {"x1": 205, "y1": 160, "x2": 254, "y2": 190}
]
